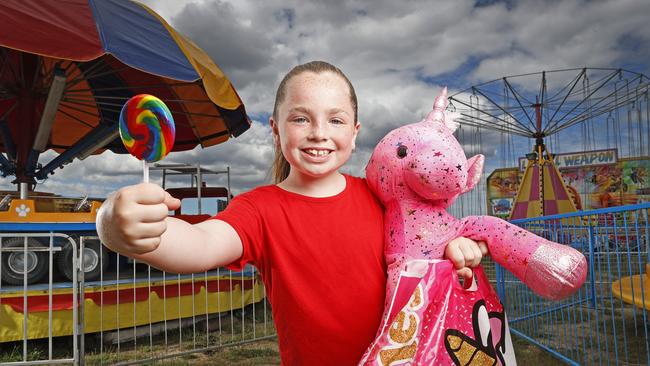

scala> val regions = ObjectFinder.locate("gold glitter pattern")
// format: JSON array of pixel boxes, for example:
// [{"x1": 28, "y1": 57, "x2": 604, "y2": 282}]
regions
[
  {"x1": 409, "y1": 285, "x2": 422, "y2": 308},
  {"x1": 445, "y1": 334, "x2": 497, "y2": 366},
  {"x1": 389, "y1": 312, "x2": 418, "y2": 343},
  {"x1": 379, "y1": 343, "x2": 417, "y2": 365},
  {"x1": 377, "y1": 284, "x2": 423, "y2": 364}
]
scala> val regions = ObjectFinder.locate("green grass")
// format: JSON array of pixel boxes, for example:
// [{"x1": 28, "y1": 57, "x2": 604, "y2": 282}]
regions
[
  {"x1": 0, "y1": 324, "x2": 600, "y2": 366},
  {"x1": 507, "y1": 299, "x2": 650, "y2": 365},
  {"x1": 0, "y1": 345, "x2": 46, "y2": 363},
  {"x1": 82, "y1": 304, "x2": 276, "y2": 365},
  {"x1": 3, "y1": 295, "x2": 648, "y2": 365},
  {"x1": 511, "y1": 335, "x2": 573, "y2": 365}
]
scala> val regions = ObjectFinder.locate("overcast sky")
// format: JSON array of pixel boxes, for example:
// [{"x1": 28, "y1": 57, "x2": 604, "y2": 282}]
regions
[{"x1": 3, "y1": 0, "x2": 649, "y2": 199}]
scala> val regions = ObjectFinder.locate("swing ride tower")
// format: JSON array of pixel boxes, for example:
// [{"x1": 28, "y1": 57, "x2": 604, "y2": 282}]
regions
[
  {"x1": 509, "y1": 99, "x2": 579, "y2": 219},
  {"x1": 448, "y1": 68, "x2": 650, "y2": 219}
]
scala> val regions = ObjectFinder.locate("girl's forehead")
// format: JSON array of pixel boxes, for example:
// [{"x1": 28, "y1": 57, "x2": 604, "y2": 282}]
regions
[
  {"x1": 282, "y1": 72, "x2": 352, "y2": 107},
  {"x1": 287, "y1": 71, "x2": 347, "y2": 91}
]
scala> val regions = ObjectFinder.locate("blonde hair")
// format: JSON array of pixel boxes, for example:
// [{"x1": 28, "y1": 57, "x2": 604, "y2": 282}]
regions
[{"x1": 271, "y1": 61, "x2": 358, "y2": 184}]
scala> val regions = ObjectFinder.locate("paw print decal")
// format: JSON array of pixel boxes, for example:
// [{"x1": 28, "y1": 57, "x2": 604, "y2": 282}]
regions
[{"x1": 16, "y1": 204, "x2": 30, "y2": 217}]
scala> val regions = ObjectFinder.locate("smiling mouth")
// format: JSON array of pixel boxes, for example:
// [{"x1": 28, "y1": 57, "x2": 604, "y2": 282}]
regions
[{"x1": 302, "y1": 148, "x2": 332, "y2": 157}]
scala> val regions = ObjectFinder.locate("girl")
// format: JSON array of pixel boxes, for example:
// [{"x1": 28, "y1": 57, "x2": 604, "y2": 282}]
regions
[{"x1": 97, "y1": 61, "x2": 486, "y2": 365}]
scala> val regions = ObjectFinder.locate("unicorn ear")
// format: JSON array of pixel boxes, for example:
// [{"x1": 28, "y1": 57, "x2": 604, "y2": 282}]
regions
[{"x1": 462, "y1": 154, "x2": 484, "y2": 193}]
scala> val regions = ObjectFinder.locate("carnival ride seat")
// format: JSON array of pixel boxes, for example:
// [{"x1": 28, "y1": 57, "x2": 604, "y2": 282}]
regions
[
  {"x1": 166, "y1": 186, "x2": 230, "y2": 224},
  {"x1": 612, "y1": 262, "x2": 650, "y2": 310}
]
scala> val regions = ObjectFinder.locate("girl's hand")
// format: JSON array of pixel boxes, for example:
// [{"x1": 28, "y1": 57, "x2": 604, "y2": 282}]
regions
[
  {"x1": 97, "y1": 183, "x2": 181, "y2": 255},
  {"x1": 444, "y1": 237, "x2": 489, "y2": 280}
]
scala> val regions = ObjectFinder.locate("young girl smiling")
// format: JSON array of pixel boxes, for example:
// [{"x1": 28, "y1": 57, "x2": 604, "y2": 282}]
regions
[{"x1": 97, "y1": 61, "x2": 486, "y2": 365}]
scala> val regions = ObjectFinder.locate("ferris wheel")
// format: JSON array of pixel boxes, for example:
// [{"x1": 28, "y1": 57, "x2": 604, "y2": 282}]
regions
[{"x1": 447, "y1": 68, "x2": 650, "y2": 219}]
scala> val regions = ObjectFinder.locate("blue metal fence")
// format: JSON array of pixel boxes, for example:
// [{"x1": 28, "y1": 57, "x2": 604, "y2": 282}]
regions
[{"x1": 498, "y1": 203, "x2": 650, "y2": 365}]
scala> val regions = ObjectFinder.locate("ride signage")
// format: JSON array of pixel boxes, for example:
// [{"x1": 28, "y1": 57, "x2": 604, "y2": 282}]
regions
[{"x1": 519, "y1": 149, "x2": 618, "y2": 171}]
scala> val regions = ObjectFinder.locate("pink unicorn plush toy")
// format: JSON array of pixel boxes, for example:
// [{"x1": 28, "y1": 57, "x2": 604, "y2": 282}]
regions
[{"x1": 361, "y1": 88, "x2": 587, "y2": 365}]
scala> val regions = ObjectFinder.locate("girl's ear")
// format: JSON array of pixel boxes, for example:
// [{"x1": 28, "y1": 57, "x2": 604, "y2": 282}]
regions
[
  {"x1": 351, "y1": 121, "x2": 361, "y2": 150},
  {"x1": 270, "y1": 117, "x2": 278, "y2": 133},
  {"x1": 270, "y1": 117, "x2": 280, "y2": 146}
]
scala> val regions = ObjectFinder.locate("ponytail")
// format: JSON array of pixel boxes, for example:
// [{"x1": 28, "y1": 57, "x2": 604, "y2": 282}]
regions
[{"x1": 271, "y1": 146, "x2": 291, "y2": 184}]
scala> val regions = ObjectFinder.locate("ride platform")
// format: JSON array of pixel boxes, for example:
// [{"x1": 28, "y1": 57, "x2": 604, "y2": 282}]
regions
[
  {"x1": 0, "y1": 199, "x2": 101, "y2": 223},
  {"x1": 0, "y1": 269, "x2": 264, "y2": 343}
]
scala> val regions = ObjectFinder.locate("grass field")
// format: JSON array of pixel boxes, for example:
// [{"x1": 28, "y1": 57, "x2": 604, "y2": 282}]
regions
[
  {"x1": 3, "y1": 293, "x2": 646, "y2": 365},
  {"x1": 0, "y1": 324, "x2": 568, "y2": 365}
]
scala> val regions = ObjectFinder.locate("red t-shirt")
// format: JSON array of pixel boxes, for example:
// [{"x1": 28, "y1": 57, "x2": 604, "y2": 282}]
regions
[{"x1": 215, "y1": 175, "x2": 386, "y2": 365}]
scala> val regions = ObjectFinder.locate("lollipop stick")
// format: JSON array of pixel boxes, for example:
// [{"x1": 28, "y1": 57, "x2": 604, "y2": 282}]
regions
[{"x1": 143, "y1": 160, "x2": 149, "y2": 183}]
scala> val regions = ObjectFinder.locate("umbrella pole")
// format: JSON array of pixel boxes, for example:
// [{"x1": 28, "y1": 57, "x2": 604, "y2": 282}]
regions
[{"x1": 19, "y1": 182, "x2": 29, "y2": 199}]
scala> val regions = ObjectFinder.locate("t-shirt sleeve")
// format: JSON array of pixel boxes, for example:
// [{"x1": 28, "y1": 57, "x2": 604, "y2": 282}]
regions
[{"x1": 213, "y1": 195, "x2": 265, "y2": 271}]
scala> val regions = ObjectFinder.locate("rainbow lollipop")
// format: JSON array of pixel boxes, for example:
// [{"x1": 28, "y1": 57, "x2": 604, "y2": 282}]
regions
[{"x1": 119, "y1": 94, "x2": 175, "y2": 182}]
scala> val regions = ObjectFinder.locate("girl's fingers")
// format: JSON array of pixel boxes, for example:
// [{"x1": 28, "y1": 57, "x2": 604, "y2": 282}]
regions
[
  {"x1": 446, "y1": 237, "x2": 487, "y2": 269},
  {"x1": 446, "y1": 245, "x2": 465, "y2": 269},
  {"x1": 130, "y1": 237, "x2": 162, "y2": 254},
  {"x1": 458, "y1": 240, "x2": 476, "y2": 267},
  {"x1": 457, "y1": 267, "x2": 473, "y2": 281},
  {"x1": 137, "y1": 203, "x2": 171, "y2": 223},
  {"x1": 445, "y1": 237, "x2": 464, "y2": 268},
  {"x1": 122, "y1": 221, "x2": 167, "y2": 243},
  {"x1": 478, "y1": 241, "x2": 489, "y2": 256},
  {"x1": 470, "y1": 243, "x2": 483, "y2": 267},
  {"x1": 132, "y1": 183, "x2": 168, "y2": 205},
  {"x1": 135, "y1": 221, "x2": 168, "y2": 239},
  {"x1": 164, "y1": 192, "x2": 182, "y2": 210}
]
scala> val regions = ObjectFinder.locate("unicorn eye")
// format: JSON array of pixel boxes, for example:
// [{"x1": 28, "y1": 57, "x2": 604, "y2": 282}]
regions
[{"x1": 397, "y1": 145, "x2": 408, "y2": 158}]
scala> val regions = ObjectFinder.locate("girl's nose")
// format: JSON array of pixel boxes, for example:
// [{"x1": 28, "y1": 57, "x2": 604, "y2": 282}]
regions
[{"x1": 308, "y1": 120, "x2": 327, "y2": 140}]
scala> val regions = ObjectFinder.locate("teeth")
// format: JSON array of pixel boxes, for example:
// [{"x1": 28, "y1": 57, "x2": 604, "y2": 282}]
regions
[{"x1": 306, "y1": 149, "x2": 329, "y2": 156}]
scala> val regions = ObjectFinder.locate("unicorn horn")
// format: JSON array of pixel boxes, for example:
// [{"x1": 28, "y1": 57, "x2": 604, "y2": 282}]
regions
[
  {"x1": 425, "y1": 87, "x2": 458, "y2": 131},
  {"x1": 434, "y1": 87, "x2": 448, "y2": 112},
  {"x1": 426, "y1": 87, "x2": 448, "y2": 124}
]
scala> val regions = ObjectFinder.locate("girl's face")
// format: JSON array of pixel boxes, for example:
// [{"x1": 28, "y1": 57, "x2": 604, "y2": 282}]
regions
[{"x1": 271, "y1": 71, "x2": 360, "y2": 180}]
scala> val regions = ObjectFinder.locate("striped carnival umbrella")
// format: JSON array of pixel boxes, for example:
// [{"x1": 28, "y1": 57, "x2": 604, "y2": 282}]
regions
[
  {"x1": 509, "y1": 149, "x2": 579, "y2": 220},
  {"x1": 0, "y1": 0, "x2": 250, "y2": 186}
]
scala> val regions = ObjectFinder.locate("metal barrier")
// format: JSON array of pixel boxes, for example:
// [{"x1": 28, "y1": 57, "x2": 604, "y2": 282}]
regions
[
  {"x1": 77, "y1": 236, "x2": 274, "y2": 366},
  {"x1": 500, "y1": 203, "x2": 650, "y2": 365},
  {"x1": 0, "y1": 232, "x2": 274, "y2": 365},
  {"x1": 0, "y1": 232, "x2": 78, "y2": 365}
]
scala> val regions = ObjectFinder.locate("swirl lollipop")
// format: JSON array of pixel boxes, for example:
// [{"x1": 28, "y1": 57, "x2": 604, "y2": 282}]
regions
[{"x1": 119, "y1": 94, "x2": 175, "y2": 182}]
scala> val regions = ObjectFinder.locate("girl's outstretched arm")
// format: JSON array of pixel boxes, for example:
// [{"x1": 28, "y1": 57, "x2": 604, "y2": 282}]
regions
[{"x1": 97, "y1": 183, "x2": 243, "y2": 273}]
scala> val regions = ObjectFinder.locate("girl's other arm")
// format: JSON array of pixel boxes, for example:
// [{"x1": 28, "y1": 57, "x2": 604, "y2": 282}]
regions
[{"x1": 96, "y1": 183, "x2": 243, "y2": 273}]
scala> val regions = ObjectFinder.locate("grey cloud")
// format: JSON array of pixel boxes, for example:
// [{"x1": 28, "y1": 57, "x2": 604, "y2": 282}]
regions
[
  {"x1": 172, "y1": 1, "x2": 270, "y2": 69},
  {"x1": 5, "y1": 0, "x2": 647, "y2": 197},
  {"x1": 472, "y1": 0, "x2": 650, "y2": 81}
]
